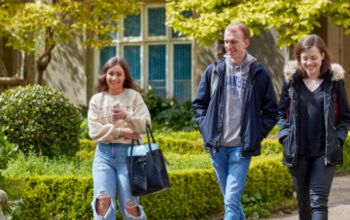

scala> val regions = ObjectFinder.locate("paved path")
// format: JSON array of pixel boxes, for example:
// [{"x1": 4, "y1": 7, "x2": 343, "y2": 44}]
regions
[{"x1": 266, "y1": 174, "x2": 350, "y2": 219}]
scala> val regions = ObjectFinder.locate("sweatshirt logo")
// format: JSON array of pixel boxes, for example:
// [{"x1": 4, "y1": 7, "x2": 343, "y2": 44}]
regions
[{"x1": 225, "y1": 74, "x2": 247, "y2": 98}]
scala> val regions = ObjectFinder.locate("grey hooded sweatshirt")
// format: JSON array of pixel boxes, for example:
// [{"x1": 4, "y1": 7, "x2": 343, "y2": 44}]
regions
[{"x1": 221, "y1": 53, "x2": 257, "y2": 146}]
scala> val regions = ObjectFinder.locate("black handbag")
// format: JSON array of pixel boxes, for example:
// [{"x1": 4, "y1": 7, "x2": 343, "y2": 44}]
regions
[{"x1": 127, "y1": 123, "x2": 170, "y2": 196}]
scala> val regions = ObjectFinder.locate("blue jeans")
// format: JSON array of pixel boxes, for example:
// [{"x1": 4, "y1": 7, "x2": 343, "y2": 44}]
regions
[
  {"x1": 210, "y1": 147, "x2": 252, "y2": 220},
  {"x1": 91, "y1": 143, "x2": 146, "y2": 220}
]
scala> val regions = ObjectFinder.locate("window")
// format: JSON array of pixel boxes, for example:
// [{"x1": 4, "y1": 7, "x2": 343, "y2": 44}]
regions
[
  {"x1": 148, "y1": 45, "x2": 166, "y2": 98},
  {"x1": 124, "y1": 15, "x2": 141, "y2": 37},
  {"x1": 174, "y1": 44, "x2": 192, "y2": 103},
  {"x1": 148, "y1": 7, "x2": 166, "y2": 36},
  {"x1": 99, "y1": 46, "x2": 116, "y2": 70},
  {"x1": 124, "y1": 45, "x2": 141, "y2": 86},
  {"x1": 99, "y1": 4, "x2": 193, "y2": 102}
]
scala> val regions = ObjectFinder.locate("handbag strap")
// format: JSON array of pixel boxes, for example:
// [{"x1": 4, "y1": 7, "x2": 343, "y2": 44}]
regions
[
  {"x1": 130, "y1": 139, "x2": 141, "y2": 157},
  {"x1": 145, "y1": 122, "x2": 155, "y2": 144},
  {"x1": 129, "y1": 122, "x2": 153, "y2": 157},
  {"x1": 130, "y1": 125, "x2": 169, "y2": 165}
]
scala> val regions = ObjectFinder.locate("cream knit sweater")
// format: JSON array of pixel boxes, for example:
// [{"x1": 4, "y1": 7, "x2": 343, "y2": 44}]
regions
[{"x1": 88, "y1": 89, "x2": 151, "y2": 144}]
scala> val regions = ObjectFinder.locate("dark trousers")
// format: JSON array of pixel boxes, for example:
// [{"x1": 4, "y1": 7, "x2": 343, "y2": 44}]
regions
[{"x1": 289, "y1": 155, "x2": 336, "y2": 220}]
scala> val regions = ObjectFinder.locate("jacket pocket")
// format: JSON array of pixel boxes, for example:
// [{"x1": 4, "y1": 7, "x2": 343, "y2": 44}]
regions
[{"x1": 282, "y1": 135, "x2": 295, "y2": 160}]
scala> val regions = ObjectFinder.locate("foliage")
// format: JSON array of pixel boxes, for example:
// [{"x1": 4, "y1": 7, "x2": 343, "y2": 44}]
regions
[
  {"x1": 0, "y1": 130, "x2": 17, "y2": 172},
  {"x1": 0, "y1": 0, "x2": 141, "y2": 83},
  {"x1": 154, "y1": 101, "x2": 197, "y2": 131},
  {"x1": 79, "y1": 119, "x2": 90, "y2": 140},
  {"x1": 244, "y1": 155, "x2": 294, "y2": 218},
  {"x1": 142, "y1": 88, "x2": 197, "y2": 131},
  {"x1": 1, "y1": 152, "x2": 91, "y2": 177},
  {"x1": 166, "y1": 0, "x2": 350, "y2": 47},
  {"x1": 0, "y1": 157, "x2": 293, "y2": 219},
  {"x1": 4, "y1": 133, "x2": 350, "y2": 177},
  {"x1": 337, "y1": 133, "x2": 350, "y2": 172},
  {"x1": 0, "y1": 85, "x2": 82, "y2": 158},
  {"x1": 1, "y1": 134, "x2": 350, "y2": 218}
]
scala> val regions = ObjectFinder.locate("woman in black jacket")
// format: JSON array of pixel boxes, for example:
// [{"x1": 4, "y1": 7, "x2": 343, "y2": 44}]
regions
[{"x1": 278, "y1": 34, "x2": 350, "y2": 220}]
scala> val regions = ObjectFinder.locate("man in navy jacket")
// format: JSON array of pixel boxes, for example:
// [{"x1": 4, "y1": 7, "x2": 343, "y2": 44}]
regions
[{"x1": 193, "y1": 22, "x2": 277, "y2": 220}]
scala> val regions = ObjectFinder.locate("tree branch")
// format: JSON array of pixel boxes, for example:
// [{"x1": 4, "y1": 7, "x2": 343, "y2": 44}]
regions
[{"x1": 0, "y1": 77, "x2": 25, "y2": 86}]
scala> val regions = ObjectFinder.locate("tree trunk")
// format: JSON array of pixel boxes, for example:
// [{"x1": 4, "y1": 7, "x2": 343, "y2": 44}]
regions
[
  {"x1": 0, "y1": 57, "x2": 8, "y2": 77},
  {"x1": 36, "y1": 28, "x2": 55, "y2": 85},
  {"x1": 36, "y1": 54, "x2": 51, "y2": 85}
]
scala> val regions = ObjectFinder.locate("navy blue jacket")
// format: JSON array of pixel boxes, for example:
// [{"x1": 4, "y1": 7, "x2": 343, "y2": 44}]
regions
[{"x1": 193, "y1": 59, "x2": 278, "y2": 156}]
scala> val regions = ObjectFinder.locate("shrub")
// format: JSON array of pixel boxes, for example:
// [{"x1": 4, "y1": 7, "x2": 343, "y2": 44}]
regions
[
  {"x1": 153, "y1": 101, "x2": 197, "y2": 131},
  {"x1": 0, "y1": 85, "x2": 82, "y2": 158},
  {"x1": 79, "y1": 119, "x2": 90, "y2": 140},
  {"x1": 0, "y1": 157, "x2": 294, "y2": 219},
  {"x1": 0, "y1": 130, "x2": 17, "y2": 172},
  {"x1": 142, "y1": 89, "x2": 197, "y2": 131}
]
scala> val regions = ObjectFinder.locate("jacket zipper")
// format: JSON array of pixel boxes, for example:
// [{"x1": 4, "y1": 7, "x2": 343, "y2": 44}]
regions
[
  {"x1": 214, "y1": 68, "x2": 225, "y2": 153},
  {"x1": 324, "y1": 82, "x2": 333, "y2": 165},
  {"x1": 240, "y1": 73, "x2": 254, "y2": 155}
]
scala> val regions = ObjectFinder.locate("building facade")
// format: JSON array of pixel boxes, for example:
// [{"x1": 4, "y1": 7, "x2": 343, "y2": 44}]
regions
[{"x1": 1, "y1": 3, "x2": 349, "y2": 106}]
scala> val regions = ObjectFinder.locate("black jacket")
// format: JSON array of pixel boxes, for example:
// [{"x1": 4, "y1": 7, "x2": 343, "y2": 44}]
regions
[
  {"x1": 193, "y1": 59, "x2": 278, "y2": 156},
  {"x1": 278, "y1": 62, "x2": 350, "y2": 167}
]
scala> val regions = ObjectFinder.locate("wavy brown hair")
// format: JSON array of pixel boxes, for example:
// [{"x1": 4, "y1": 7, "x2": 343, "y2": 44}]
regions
[
  {"x1": 294, "y1": 34, "x2": 331, "y2": 78},
  {"x1": 95, "y1": 57, "x2": 138, "y2": 93}
]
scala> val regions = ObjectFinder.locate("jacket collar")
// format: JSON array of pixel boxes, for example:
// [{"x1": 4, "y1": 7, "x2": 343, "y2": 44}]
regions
[
  {"x1": 217, "y1": 58, "x2": 260, "y2": 77},
  {"x1": 284, "y1": 61, "x2": 345, "y2": 82}
]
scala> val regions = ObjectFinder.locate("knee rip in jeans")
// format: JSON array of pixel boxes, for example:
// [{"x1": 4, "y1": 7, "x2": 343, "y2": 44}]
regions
[
  {"x1": 125, "y1": 200, "x2": 146, "y2": 219},
  {"x1": 96, "y1": 188, "x2": 112, "y2": 217}
]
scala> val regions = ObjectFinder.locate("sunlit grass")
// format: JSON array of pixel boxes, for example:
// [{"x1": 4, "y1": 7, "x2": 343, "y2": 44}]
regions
[{"x1": 2, "y1": 151, "x2": 212, "y2": 177}]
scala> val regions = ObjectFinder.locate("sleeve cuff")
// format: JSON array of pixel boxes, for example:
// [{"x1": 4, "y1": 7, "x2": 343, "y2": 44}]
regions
[
  {"x1": 124, "y1": 112, "x2": 132, "y2": 122},
  {"x1": 114, "y1": 128, "x2": 121, "y2": 139}
]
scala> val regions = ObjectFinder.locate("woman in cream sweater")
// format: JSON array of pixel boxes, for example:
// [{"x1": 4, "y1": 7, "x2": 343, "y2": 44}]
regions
[{"x1": 88, "y1": 57, "x2": 150, "y2": 220}]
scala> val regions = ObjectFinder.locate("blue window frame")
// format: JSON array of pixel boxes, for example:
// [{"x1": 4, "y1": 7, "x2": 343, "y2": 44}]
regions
[
  {"x1": 124, "y1": 45, "x2": 141, "y2": 86},
  {"x1": 148, "y1": 7, "x2": 166, "y2": 36},
  {"x1": 173, "y1": 44, "x2": 192, "y2": 102},
  {"x1": 148, "y1": 45, "x2": 166, "y2": 98},
  {"x1": 99, "y1": 46, "x2": 116, "y2": 70},
  {"x1": 124, "y1": 15, "x2": 141, "y2": 37}
]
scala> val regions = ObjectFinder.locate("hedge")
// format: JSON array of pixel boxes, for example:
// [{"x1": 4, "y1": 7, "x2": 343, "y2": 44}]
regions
[
  {"x1": 79, "y1": 132, "x2": 281, "y2": 155},
  {"x1": 0, "y1": 156, "x2": 294, "y2": 219},
  {"x1": 2, "y1": 134, "x2": 349, "y2": 219}
]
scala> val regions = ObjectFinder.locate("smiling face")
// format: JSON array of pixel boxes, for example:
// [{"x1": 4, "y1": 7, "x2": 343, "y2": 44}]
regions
[
  {"x1": 294, "y1": 34, "x2": 331, "y2": 78},
  {"x1": 300, "y1": 46, "x2": 325, "y2": 78},
  {"x1": 224, "y1": 26, "x2": 249, "y2": 64},
  {"x1": 106, "y1": 64, "x2": 126, "y2": 95}
]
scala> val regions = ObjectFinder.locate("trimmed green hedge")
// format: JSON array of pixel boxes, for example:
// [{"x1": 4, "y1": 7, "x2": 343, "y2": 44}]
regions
[
  {"x1": 79, "y1": 134, "x2": 281, "y2": 156},
  {"x1": 2, "y1": 134, "x2": 348, "y2": 219},
  {"x1": 1, "y1": 156, "x2": 293, "y2": 219}
]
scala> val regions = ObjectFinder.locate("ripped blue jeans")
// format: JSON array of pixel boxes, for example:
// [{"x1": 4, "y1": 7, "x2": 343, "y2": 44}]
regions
[{"x1": 92, "y1": 143, "x2": 146, "y2": 220}]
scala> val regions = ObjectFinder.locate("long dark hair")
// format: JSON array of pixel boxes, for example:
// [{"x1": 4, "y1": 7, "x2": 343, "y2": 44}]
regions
[
  {"x1": 294, "y1": 34, "x2": 331, "y2": 78},
  {"x1": 95, "y1": 57, "x2": 138, "y2": 92}
]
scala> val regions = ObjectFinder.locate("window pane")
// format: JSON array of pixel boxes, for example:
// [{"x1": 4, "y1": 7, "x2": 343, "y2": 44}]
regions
[
  {"x1": 100, "y1": 46, "x2": 116, "y2": 70},
  {"x1": 174, "y1": 44, "x2": 192, "y2": 102},
  {"x1": 124, "y1": 15, "x2": 141, "y2": 37},
  {"x1": 124, "y1": 45, "x2": 141, "y2": 86},
  {"x1": 148, "y1": 7, "x2": 166, "y2": 36},
  {"x1": 148, "y1": 45, "x2": 166, "y2": 98}
]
